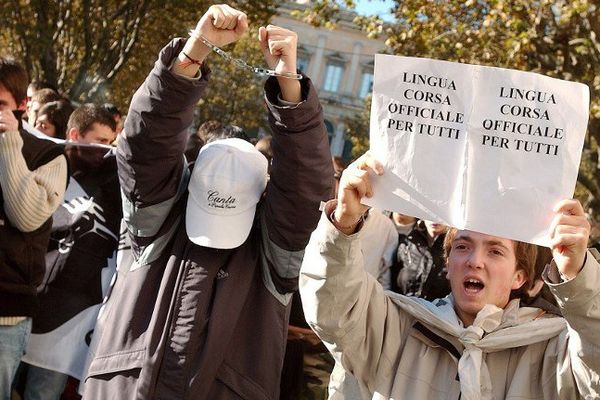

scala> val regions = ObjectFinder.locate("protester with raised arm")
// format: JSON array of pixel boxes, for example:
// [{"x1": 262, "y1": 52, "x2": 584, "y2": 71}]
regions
[
  {"x1": 83, "y1": 5, "x2": 332, "y2": 399},
  {"x1": 300, "y1": 152, "x2": 599, "y2": 399}
]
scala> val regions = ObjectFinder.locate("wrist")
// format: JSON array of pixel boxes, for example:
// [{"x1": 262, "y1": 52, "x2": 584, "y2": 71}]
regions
[
  {"x1": 172, "y1": 37, "x2": 210, "y2": 78},
  {"x1": 559, "y1": 253, "x2": 587, "y2": 281},
  {"x1": 0, "y1": 128, "x2": 22, "y2": 149},
  {"x1": 278, "y1": 79, "x2": 301, "y2": 103},
  {"x1": 186, "y1": 29, "x2": 213, "y2": 59},
  {"x1": 331, "y1": 208, "x2": 364, "y2": 235},
  {"x1": 0, "y1": 129, "x2": 18, "y2": 137},
  {"x1": 180, "y1": 39, "x2": 210, "y2": 66}
]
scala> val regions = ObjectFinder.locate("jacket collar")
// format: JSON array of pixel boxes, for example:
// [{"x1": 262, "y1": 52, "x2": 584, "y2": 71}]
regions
[{"x1": 389, "y1": 294, "x2": 566, "y2": 400}]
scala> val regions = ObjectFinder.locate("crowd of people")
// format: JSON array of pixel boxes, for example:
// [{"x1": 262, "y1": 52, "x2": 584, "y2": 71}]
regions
[{"x1": 1, "y1": 4, "x2": 599, "y2": 400}]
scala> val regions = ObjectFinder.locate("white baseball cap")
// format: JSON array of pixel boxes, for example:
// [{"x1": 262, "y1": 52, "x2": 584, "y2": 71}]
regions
[{"x1": 186, "y1": 138, "x2": 268, "y2": 249}]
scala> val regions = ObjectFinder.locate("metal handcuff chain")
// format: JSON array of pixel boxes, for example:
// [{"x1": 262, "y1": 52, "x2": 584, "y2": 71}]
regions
[{"x1": 188, "y1": 29, "x2": 303, "y2": 80}]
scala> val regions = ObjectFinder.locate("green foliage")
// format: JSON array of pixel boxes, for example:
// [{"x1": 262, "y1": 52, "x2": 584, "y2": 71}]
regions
[
  {"x1": 344, "y1": 95, "x2": 371, "y2": 160},
  {"x1": 195, "y1": 28, "x2": 269, "y2": 132},
  {"x1": 290, "y1": 0, "x2": 356, "y2": 28},
  {"x1": 339, "y1": 0, "x2": 600, "y2": 234},
  {"x1": 0, "y1": 0, "x2": 280, "y2": 130},
  {"x1": 1, "y1": 0, "x2": 158, "y2": 103}
]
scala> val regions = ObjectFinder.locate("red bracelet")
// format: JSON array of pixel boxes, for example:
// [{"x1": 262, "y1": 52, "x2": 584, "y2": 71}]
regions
[{"x1": 180, "y1": 51, "x2": 202, "y2": 68}]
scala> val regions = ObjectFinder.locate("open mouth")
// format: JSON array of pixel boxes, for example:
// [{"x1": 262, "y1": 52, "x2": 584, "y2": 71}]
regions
[{"x1": 463, "y1": 278, "x2": 485, "y2": 295}]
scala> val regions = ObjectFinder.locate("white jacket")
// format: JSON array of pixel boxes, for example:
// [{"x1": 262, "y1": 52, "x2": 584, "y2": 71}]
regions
[{"x1": 300, "y1": 210, "x2": 600, "y2": 400}]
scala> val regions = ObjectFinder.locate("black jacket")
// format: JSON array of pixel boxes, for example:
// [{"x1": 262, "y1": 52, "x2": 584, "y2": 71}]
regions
[
  {"x1": 83, "y1": 39, "x2": 333, "y2": 400},
  {"x1": 0, "y1": 126, "x2": 65, "y2": 317},
  {"x1": 391, "y1": 222, "x2": 450, "y2": 301},
  {"x1": 34, "y1": 153, "x2": 121, "y2": 333}
]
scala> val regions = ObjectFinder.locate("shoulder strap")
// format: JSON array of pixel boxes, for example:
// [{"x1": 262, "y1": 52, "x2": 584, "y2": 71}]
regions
[{"x1": 413, "y1": 321, "x2": 462, "y2": 361}]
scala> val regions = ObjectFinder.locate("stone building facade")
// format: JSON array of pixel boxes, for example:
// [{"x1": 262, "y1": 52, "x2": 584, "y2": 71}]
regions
[{"x1": 273, "y1": 1, "x2": 386, "y2": 159}]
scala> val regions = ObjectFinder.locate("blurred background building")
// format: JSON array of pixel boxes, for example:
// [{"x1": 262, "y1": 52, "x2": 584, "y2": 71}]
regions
[{"x1": 273, "y1": 1, "x2": 386, "y2": 160}]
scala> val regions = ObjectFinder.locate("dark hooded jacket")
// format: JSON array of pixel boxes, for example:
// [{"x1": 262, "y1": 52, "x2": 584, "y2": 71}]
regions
[{"x1": 83, "y1": 39, "x2": 333, "y2": 400}]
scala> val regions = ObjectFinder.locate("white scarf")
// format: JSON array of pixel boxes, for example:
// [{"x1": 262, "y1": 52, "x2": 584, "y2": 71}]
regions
[{"x1": 388, "y1": 295, "x2": 566, "y2": 400}]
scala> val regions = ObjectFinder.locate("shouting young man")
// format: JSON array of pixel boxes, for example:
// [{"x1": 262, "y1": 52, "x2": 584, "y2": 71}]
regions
[{"x1": 300, "y1": 153, "x2": 599, "y2": 399}]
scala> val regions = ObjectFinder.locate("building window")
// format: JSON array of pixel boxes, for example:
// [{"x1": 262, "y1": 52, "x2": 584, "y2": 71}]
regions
[
  {"x1": 323, "y1": 64, "x2": 344, "y2": 92},
  {"x1": 359, "y1": 72, "x2": 374, "y2": 98},
  {"x1": 324, "y1": 119, "x2": 334, "y2": 143},
  {"x1": 342, "y1": 138, "x2": 353, "y2": 160},
  {"x1": 297, "y1": 57, "x2": 309, "y2": 73}
]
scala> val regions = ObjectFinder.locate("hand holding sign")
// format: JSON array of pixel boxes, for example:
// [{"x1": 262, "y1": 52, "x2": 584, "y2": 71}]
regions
[
  {"x1": 366, "y1": 55, "x2": 589, "y2": 246},
  {"x1": 549, "y1": 199, "x2": 590, "y2": 279},
  {"x1": 333, "y1": 152, "x2": 383, "y2": 235}
]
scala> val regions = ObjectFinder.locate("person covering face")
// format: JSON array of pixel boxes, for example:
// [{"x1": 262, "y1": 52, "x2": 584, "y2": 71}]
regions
[{"x1": 82, "y1": 5, "x2": 333, "y2": 399}]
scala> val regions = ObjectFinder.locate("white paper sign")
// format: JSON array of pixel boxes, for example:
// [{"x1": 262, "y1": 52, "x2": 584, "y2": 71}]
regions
[{"x1": 366, "y1": 54, "x2": 589, "y2": 246}]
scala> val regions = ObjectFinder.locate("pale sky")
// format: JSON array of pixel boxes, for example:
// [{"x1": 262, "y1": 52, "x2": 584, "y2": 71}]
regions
[{"x1": 354, "y1": 0, "x2": 396, "y2": 21}]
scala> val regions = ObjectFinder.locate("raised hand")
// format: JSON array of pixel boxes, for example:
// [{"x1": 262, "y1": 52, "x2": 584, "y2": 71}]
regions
[
  {"x1": 195, "y1": 4, "x2": 248, "y2": 47},
  {"x1": 258, "y1": 25, "x2": 297, "y2": 76},
  {"x1": 0, "y1": 110, "x2": 19, "y2": 134},
  {"x1": 258, "y1": 25, "x2": 301, "y2": 103},
  {"x1": 175, "y1": 5, "x2": 248, "y2": 78},
  {"x1": 333, "y1": 152, "x2": 384, "y2": 235},
  {"x1": 549, "y1": 199, "x2": 591, "y2": 279}
]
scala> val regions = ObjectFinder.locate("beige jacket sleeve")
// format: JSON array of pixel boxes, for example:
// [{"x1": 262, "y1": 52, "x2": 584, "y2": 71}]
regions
[
  {"x1": 543, "y1": 249, "x2": 600, "y2": 398},
  {"x1": 0, "y1": 129, "x2": 67, "y2": 232},
  {"x1": 299, "y1": 202, "x2": 413, "y2": 392}
]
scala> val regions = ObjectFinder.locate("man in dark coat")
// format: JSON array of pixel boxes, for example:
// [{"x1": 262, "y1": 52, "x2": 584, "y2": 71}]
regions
[{"x1": 83, "y1": 5, "x2": 332, "y2": 399}]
